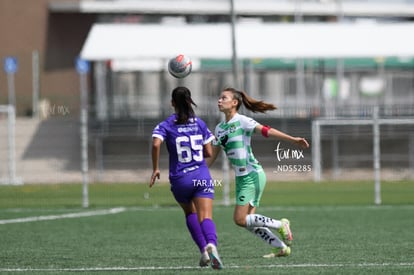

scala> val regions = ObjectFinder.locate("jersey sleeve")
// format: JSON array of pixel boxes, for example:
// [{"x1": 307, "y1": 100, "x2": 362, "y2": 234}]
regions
[
  {"x1": 152, "y1": 122, "x2": 167, "y2": 141},
  {"x1": 240, "y1": 115, "x2": 258, "y2": 132}
]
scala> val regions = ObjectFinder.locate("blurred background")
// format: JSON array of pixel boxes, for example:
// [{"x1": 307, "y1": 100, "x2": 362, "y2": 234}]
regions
[{"x1": 0, "y1": 0, "x2": 413, "y2": 185}]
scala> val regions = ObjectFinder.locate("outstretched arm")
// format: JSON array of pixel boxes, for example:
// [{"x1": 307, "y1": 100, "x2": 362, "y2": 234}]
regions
[
  {"x1": 255, "y1": 124, "x2": 309, "y2": 149},
  {"x1": 150, "y1": 137, "x2": 162, "y2": 188}
]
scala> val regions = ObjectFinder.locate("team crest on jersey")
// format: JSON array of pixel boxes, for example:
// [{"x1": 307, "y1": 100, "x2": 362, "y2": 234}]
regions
[{"x1": 229, "y1": 125, "x2": 237, "y2": 133}]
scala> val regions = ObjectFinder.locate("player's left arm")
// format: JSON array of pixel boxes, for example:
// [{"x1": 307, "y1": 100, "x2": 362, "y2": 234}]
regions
[
  {"x1": 203, "y1": 142, "x2": 213, "y2": 158},
  {"x1": 255, "y1": 124, "x2": 309, "y2": 149},
  {"x1": 205, "y1": 144, "x2": 221, "y2": 167}
]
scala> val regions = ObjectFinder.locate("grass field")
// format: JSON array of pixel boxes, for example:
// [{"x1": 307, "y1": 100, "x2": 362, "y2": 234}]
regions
[{"x1": 0, "y1": 181, "x2": 413, "y2": 274}]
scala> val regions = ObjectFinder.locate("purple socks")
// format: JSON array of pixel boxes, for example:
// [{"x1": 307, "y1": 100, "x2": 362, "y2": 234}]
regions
[
  {"x1": 186, "y1": 213, "x2": 207, "y2": 252},
  {"x1": 186, "y1": 213, "x2": 218, "y2": 252},
  {"x1": 200, "y1": 218, "x2": 218, "y2": 247}
]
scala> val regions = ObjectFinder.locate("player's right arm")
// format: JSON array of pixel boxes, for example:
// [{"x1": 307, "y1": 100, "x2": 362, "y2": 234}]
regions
[{"x1": 150, "y1": 137, "x2": 162, "y2": 188}]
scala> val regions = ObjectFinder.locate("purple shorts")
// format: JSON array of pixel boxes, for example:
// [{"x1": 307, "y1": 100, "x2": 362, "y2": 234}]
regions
[{"x1": 170, "y1": 168, "x2": 215, "y2": 204}]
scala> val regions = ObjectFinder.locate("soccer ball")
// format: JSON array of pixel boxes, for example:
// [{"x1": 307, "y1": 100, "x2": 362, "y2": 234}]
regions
[{"x1": 168, "y1": 54, "x2": 192, "y2": 79}]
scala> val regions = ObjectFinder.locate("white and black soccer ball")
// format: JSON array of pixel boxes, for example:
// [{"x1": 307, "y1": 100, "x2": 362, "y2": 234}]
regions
[{"x1": 168, "y1": 54, "x2": 192, "y2": 79}]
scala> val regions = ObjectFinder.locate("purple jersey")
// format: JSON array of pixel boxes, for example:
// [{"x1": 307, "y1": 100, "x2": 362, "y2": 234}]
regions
[{"x1": 152, "y1": 114, "x2": 214, "y2": 179}]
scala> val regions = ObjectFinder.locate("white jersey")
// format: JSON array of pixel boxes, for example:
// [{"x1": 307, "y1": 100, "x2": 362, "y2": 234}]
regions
[{"x1": 213, "y1": 113, "x2": 263, "y2": 176}]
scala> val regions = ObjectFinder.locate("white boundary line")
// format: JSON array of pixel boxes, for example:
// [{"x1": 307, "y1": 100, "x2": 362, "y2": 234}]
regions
[
  {"x1": 124, "y1": 205, "x2": 414, "y2": 212},
  {"x1": 2, "y1": 204, "x2": 414, "y2": 214},
  {"x1": 1, "y1": 205, "x2": 413, "y2": 225},
  {"x1": 1, "y1": 262, "x2": 413, "y2": 272},
  {"x1": 0, "y1": 207, "x2": 125, "y2": 225},
  {"x1": 0, "y1": 207, "x2": 413, "y2": 272}
]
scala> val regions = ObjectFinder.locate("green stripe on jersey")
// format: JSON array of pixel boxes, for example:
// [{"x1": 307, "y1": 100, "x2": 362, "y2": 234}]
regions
[
  {"x1": 215, "y1": 114, "x2": 261, "y2": 176},
  {"x1": 225, "y1": 140, "x2": 244, "y2": 151}
]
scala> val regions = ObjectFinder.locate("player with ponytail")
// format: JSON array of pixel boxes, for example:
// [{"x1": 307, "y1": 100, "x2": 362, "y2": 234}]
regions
[
  {"x1": 150, "y1": 86, "x2": 223, "y2": 269},
  {"x1": 207, "y1": 87, "x2": 309, "y2": 258}
]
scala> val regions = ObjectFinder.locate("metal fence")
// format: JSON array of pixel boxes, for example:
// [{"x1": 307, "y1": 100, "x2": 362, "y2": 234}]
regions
[
  {"x1": 95, "y1": 69, "x2": 414, "y2": 120},
  {"x1": 1, "y1": 59, "x2": 414, "y2": 184}
]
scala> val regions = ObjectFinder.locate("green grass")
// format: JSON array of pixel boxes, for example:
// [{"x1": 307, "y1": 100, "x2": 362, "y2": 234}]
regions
[
  {"x1": 1, "y1": 180, "x2": 413, "y2": 209},
  {"x1": 0, "y1": 181, "x2": 413, "y2": 274}
]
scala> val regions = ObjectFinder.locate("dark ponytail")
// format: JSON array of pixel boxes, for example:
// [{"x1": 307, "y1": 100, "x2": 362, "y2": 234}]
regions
[
  {"x1": 172, "y1": 86, "x2": 197, "y2": 124},
  {"x1": 225, "y1": 87, "x2": 277, "y2": 113}
]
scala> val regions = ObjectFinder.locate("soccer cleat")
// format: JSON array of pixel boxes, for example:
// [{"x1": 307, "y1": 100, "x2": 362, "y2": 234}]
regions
[
  {"x1": 199, "y1": 250, "x2": 210, "y2": 267},
  {"x1": 262, "y1": 246, "x2": 291, "y2": 258},
  {"x1": 278, "y1": 218, "x2": 293, "y2": 246},
  {"x1": 205, "y1": 243, "x2": 224, "y2": 270}
]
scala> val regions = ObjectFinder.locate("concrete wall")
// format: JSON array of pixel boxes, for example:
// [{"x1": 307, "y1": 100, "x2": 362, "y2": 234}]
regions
[
  {"x1": 0, "y1": 0, "x2": 95, "y2": 116},
  {"x1": 0, "y1": 117, "x2": 81, "y2": 183}
]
